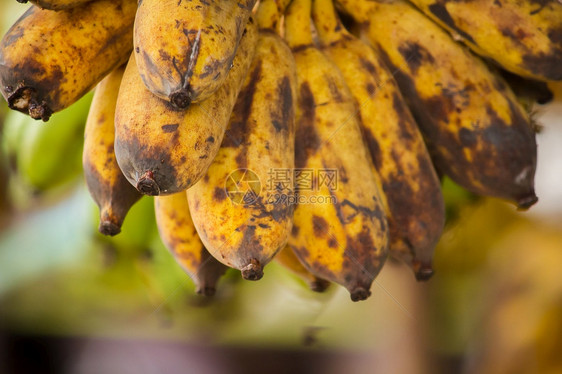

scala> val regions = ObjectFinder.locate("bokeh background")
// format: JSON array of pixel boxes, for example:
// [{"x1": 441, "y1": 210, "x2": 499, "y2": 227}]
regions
[{"x1": 1, "y1": 2, "x2": 562, "y2": 373}]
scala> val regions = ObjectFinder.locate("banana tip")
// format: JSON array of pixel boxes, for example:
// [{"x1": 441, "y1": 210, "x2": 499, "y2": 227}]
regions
[
  {"x1": 99, "y1": 221, "x2": 121, "y2": 237},
  {"x1": 350, "y1": 287, "x2": 371, "y2": 302},
  {"x1": 28, "y1": 103, "x2": 52, "y2": 122},
  {"x1": 241, "y1": 259, "x2": 263, "y2": 281},
  {"x1": 415, "y1": 267, "x2": 434, "y2": 282},
  {"x1": 517, "y1": 192, "x2": 538, "y2": 211},
  {"x1": 170, "y1": 90, "x2": 191, "y2": 109},
  {"x1": 196, "y1": 286, "x2": 217, "y2": 297},
  {"x1": 7, "y1": 86, "x2": 52, "y2": 121},
  {"x1": 136, "y1": 171, "x2": 160, "y2": 196},
  {"x1": 310, "y1": 279, "x2": 330, "y2": 293}
]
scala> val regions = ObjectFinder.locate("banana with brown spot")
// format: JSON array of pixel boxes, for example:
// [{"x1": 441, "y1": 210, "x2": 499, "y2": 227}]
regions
[
  {"x1": 313, "y1": 0, "x2": 444, "y2": 281},
  {"x1": 186, "y1": 3, "x2": 296, "y2": 280},
  {"x1": 114, "y1": 18, "x2": 258, "y2": 197},
  {"x1": 0, "y1": 0, "x2": 136, "y2": 121},
  {"x1": 285, "y1": 0, "x2": 389, "y2": 302},
  {"x1": 15, "y1": 0, "x2": 93, "y2": 10},
  {"x1": 134, "y1": 0, "x2": 256, "y2": 109},
  {"x1": 155, "y1": 192, "x2": 228, "y2": 296},
  {"x1": 339, "y1": 0, "x2": 538, "y2": 210},
  {"x1": 407, "y1": 0, "x2": 562, "y2": 81},
  {"x1": 83, "y1": 65, "x2": 141, "y2": 237},
  {"x1": 275, "y1": 245, "x2": 330, "y2": 292}
]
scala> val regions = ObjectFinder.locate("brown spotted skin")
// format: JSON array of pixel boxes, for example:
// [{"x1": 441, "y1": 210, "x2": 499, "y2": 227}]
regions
[
  {"x1": 285, "y1": 0, "x2": 389, "y2": 302},
  {"x1": 134, "y1": 0, "x2": 256, "y2": 108},
  {"x1": 83, "y1": 65, "x2": 141, "y2": 237},
  {"x1": 340, "y1": 0, "x2": 538, "y2": 209},
  {"x1": 312, "y1": 0, "x2": 444, "y2": 280},
  {"x1": 0, "y1": 0, "x2": 136, "y2": 121},
  {"x1": 275, "y1": 245, "x2": 330, "y2": 292},
  {"x1": 155, "y1": 192, "x2": 228, "y2": 296},
  {"x1": 114, "y1": 18, "x2": 258, "y2": 196},
  {"x1": 23, "y1": 0, "x2": 93, "y2": 10},
  {"x1": 186, "y1": 30, "x2": 297, "y2": 280},
  {"x1": 407, "y1": 0, "x2": 562, "y2": 81}
]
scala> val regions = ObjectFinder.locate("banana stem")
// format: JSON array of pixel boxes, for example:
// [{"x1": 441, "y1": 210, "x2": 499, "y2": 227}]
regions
[
  {"x1": 312, "y1": 0, "x2": 344, "y2": 44},
  {"x1": 284, "y1": 0, "x2": 314, "y2": 49}
]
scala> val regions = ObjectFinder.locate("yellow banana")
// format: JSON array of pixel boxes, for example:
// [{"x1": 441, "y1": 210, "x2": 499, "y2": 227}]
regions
[
  {"x1": 83, "y1": 65, "x2": 141, "y2": 236},
  {"x1": 312, "y1": 0, "x2": 445, "y2": 280},
  {"x1": 407, "y1": 0, "x2": 562, "y2": 81},
  {"x1": 339, "y1": 0, "x2": 538, "y2": 209},
  {"x1": 285, "y1": 0, "x2": 389, "y2": 301},
  {"x1": 0, "y1": 0, "x2": 136, "y2": 121},
  {"x1": 114, "y1": 17, "x2": 258, "y2": 196},
  {"x1": 155, "y1": 192, "x2": 228, "y2": 296},
  {"x1": 16, "y1": 0, "x2": 93, "y2": 10},
  {"x1": 186, "y1": 2, "x2": 296, "y2": 280},
  {"x1": 134, "y1": 0, "x2": 256, "y2": 108},
  {"x1": 275, "y1": 245, "x2": 330, "y2": 292}
]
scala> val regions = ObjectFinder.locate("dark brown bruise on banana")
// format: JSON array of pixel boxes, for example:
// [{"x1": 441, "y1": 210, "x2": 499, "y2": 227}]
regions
[
  {"x1": 0, "y1": 0, "x2": 135, "y2": 121},
  {"x1": 291, "y1": 81, "x2": 388, "y2": 301},
  {"x1": 115, "y1": 18, "x2": 257, "y2": 196},
  {"x1": 164, "y1": 224, "x2": 228, "y2": 296},
  {"x1": 499, "y1": 69, "x2": 553, "y2": 105},
  {"x1": 114, "y1": 126, "x2": 189, "y2": 196},
  {"x1": 191, "y1": 38, "x2": 295, "y2": 279},
  {"x1": 156, "y1": 199, "x2": 228, "y2": 295},
  {"x1": 356, "y1": 92, "x2": 444, "y2": 281},
  {"x1": 84, "y1": 160, "x2": 141, "y2": 236},
  {"x1": 426, "y1": 0, "x2": 562, "y2": 80},
  {"x1": 376, "y1": 46, "x2": 538, "y2": 209},
  {"x1": 134, "y1": 0, "x2": 257, "y2": 108}
]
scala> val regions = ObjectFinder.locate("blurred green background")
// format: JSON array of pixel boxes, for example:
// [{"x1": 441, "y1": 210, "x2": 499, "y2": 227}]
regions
[{"x1": 2, "y1": 2, "x2": 562, "y2": 373}]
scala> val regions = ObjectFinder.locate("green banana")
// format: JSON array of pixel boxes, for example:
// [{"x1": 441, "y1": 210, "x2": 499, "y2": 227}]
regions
[{"x1": 18, "y1": 92, "x2": 93, "y2": 191}]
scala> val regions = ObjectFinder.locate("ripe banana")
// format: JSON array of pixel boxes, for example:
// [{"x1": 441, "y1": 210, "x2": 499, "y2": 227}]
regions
[
  {"x1": 407, "y1": 0, "x2": 562, "y2": 81},
  {"x1": 312, "y1": 0, "x2": 445, "y2": 280},
  {"x1": 275, "y1": 244, "x2": 330, "y2": 292},
  {"x1": 285, "y1": 0, "x2": 389, "y2": 301},
  {"x1": 186, "y1": 3, "x2": 296, "y2": 280},
  {"x1": 134, "y1": 0, "x2": 256, "y2": 108},
  {"x1": 114, "y1": 17, "x2": 258, "y2": 196},
  {"x1": 254, "y1": 0, "x2": 291, "y2": 32},
  {"x1": 16, "y1": 0, "x2": 93, "y2": 10},
  {"x1": 0, "y1": 0, "x2": 136, "y2": 121},
  {"x1": 154, "y1": 192, "x2": 228, "y2": 296},
  {"x1": 83, "y1": 65, "x2": 141, "y2": 237},
  {"x1": 340, "y1": 0, "x2": 538, "y2": 210}
]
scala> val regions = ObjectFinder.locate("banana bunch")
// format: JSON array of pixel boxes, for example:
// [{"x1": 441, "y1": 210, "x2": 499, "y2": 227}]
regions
[{"x1": 0, "y1": 0, "x2": 559, "y2": 301}]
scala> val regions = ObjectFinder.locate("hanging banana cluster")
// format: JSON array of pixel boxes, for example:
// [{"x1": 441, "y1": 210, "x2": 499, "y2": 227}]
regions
[{"x1": 1, "y1": 0, "x2": 559, "y2": 301}]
